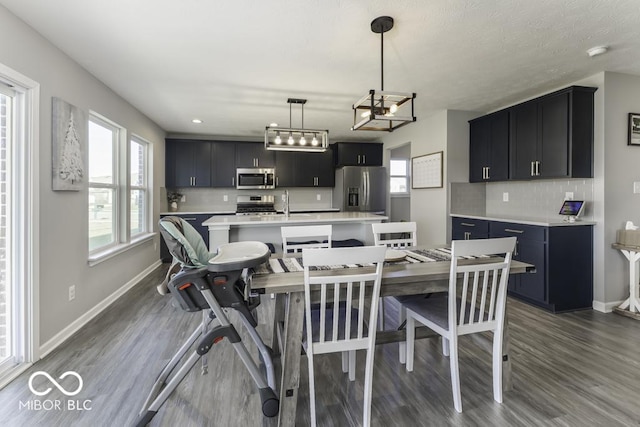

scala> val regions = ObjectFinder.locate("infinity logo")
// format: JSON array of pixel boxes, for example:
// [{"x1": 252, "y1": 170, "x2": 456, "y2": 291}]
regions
[{"x1": 28, "y1": 371, "x2": 83, "y2": 397}]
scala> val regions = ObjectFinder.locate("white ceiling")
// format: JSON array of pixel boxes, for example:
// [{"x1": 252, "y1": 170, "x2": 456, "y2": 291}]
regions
[{"x1": 2, "y1": 0, "x2": 640, "y2": 142}]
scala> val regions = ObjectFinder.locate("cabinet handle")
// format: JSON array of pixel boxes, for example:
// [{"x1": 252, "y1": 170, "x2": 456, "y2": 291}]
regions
[
  {"x1": 460, "y1": 222, "x2": 476, "y2": 227},
  {"x1": 276, "y1": 176, "x2": 279, "y2": 186},
  {"x1": 182, "y1": 217, "x2": 197, "y2": 221},
  {"x1": 357, "y1": 154, "x2": 361, "y2": 164},
  {"x1": 486, "y1": 166, "x2": 490, "y2": 180},
  {"x1": 232, "y1": 177, "x2": 235, "y2": 186},
  {"x1": 504, "y1": 228, "x2": 524, "y2": 234},
  {"x1": 464, "y1": 231, "x2": 471, "y2": 240},
  {"x1": 363, "y1": 154, "x2": 366, "y2": 164},
  {"x1": 193, "y1": 177, "x2": 196, "y2": 186},
  {"x1": 536, "y1": 161, "x2": 540, "y2": 176},
  {"x1": 530, "y1": 161, "x2": 535, "y2": 176},
  {"x1": 514, "y1": 241, "x2": 519, "y2": 256}
]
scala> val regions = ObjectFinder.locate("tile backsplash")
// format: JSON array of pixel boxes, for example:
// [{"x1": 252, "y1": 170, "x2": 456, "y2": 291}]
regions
[{"x1": 451, "y1": 179, "x2": 594, "y2": 219}]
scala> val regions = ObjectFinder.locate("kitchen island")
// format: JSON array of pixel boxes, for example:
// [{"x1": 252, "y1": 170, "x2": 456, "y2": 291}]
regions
[{"x1": 203, "y1": 211, "x2": 388, "y2": 252}]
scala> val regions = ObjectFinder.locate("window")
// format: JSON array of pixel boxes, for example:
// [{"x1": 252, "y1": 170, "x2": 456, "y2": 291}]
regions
[
  {"x1": 130, "y1": 136, "x2": 149, "y2": 237},
  {"x1": 390, "y1": 158, "x2": 410, "y2": 194},
  {"x1": 88, "y1": 114, "x2": 153, "y2": 261},
  {"x1": 88, "y1": 116, "x2": 119, "y2": 252}
]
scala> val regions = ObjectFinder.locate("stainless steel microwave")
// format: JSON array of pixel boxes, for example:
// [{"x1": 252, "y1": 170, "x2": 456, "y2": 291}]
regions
[{"x1": 236, "y1": 168, "x2": 276, "y2": 190}]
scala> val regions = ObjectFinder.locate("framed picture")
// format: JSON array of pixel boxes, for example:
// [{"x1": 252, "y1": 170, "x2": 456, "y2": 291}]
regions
[
  {"x1": 629, "y1": 113, "x2": 640, "y2": 146},
  {"x1": 52, "y1": 97, "x2": 87, "y2": 190},
  {"x1": 411, "y1": 151, "x2": 443, "y2": 189}
]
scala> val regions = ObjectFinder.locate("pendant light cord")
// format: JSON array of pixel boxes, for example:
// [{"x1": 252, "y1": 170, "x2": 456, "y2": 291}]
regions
[{"x1": 380, "y1": 29, "x2": 384, "y2": 91}]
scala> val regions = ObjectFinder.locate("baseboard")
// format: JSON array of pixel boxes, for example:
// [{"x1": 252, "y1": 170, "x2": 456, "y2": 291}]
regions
[
  {"x1": 592, "y1": 299, "x2": 622, "y2": 313},
  {"x1": 39, "y1": 260, "x2": 162, "y2": 358}
]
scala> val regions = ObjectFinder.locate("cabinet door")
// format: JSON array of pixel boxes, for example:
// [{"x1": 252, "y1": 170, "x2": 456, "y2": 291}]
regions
[
  {"x1": 211, "y1": 142, "x2": 236, "y2": 187},
  {"x1": 452, "y1": 217, "x2": 489, "y2": 240},
  {"x1": 469, "y1": 117, "x2": 490, "y2": 182},
  {"x1": 539, "y1": 93, "x2": 569, "y2": 178},
  {"x1": 165, "y1": 140, "x2": 178, "y2": 188},
  {"x1": 275, "y1": 151, "x2": 297, "y2": 187},
  {"x1": 334, "y1": 143, "x2": 361, "y2": 166},
  {"x1": 314, "y1": 149, "x2": 335, "y2": 187},
  {"x1": 510, "y1": 102, "x2": 538, "y2": 180},
  {"x1": 360, "y1": 143, "x2": 383, "y2": 166},
  {"x1": 192, "y1": 142, "x2": 212, "y2": 187},
  {"x1": 514, "y1": 239, "x2": 546, "y2": 302},
  {"x1": 172, "y1": 141, "x2": 197, "y2": 187},
  {"x1": 488, "y1": 110, "x2": 509, "y2": 181},
  {"x1": 235, "y1": 142, "x2": 275, "y2": 168}
]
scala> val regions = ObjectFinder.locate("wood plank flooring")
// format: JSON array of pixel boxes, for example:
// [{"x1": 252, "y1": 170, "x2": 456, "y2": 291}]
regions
[{"x1": 0, "y1": 264, "x2": 639, "y2": 426}]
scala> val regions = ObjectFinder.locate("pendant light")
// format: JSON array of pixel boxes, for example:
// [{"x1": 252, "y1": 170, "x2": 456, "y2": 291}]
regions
[{"x1": 265, "y1": 98, "x2": 329, "y2": 152}]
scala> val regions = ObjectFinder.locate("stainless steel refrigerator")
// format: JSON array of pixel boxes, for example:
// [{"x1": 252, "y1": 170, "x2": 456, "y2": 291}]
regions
[{"x1": 333, "y1": 166, "x2": 387, "y2": 213}]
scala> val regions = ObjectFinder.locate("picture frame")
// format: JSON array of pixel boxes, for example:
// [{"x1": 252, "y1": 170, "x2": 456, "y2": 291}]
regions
[
  {"x1": 411, "y1": 151, "x2": 443, "y2": 189},
  {"x1": 628, "y1": 113, "x2": 640, "y2": 146},
  {"x1": 52, "y1": 97, "x2": 87, "y2": 191}
]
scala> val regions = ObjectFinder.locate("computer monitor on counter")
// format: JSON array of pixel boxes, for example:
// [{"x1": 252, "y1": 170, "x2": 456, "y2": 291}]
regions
[{"x1": 559, "y1": 200, "x2": 585, "y2": 222}]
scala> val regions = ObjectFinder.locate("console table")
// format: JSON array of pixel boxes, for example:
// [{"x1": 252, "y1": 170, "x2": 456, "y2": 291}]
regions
[{"x1": 612, "y1": 243, "x2": 640, "y2": 319}]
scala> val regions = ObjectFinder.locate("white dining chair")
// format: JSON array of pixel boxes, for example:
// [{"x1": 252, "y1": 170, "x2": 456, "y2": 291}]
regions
[
  {"x1": 403, "y1": 237, "x2": 516, "y2": 413},
  {"x1": 371, "y1": 221, "x2": 417, "y2": 362},
  {"x1": 281, "y1": 224, "x2": 332, "y2": 256},
  {"x1": 302, "y1": 245, "x2": 386, "y2": 427}
]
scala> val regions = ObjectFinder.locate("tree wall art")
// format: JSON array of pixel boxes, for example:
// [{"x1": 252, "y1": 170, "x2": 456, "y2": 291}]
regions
[{"x1": 52, "y1": 97, "x2": 86, "y2": 191}]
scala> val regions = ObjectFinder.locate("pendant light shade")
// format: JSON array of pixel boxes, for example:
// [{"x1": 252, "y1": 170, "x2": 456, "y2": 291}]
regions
[{"x1": 352, "y1": 16, "x2": 416, "y2": 132}]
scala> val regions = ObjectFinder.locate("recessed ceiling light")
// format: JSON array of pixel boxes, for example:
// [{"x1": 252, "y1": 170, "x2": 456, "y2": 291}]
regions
[
  {"x1": 192, "y1": 118, "x2": 203, "y2": 124},
  {"x1": 586, "y1": 46, "x2": 608, "y2": 57},
  {"x1": 270, "y1": 122, "x2": 278, "y2": 127}
]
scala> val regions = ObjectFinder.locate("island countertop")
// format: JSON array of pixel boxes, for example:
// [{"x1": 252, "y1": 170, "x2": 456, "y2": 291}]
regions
[{"x1": 203, "y1": 211, "x2": 388, "y2": 227}]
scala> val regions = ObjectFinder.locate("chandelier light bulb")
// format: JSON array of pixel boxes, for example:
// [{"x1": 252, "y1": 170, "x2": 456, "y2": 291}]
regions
[
  {"x1": 299, "y1": 134, "x2": 306, "y2": 145},
  {"x1": 311, "y1": 134, "x2": 318, "y2": 146},
  {"x1": 390, "y1": 103, "x2": 398, "y2": 114},
  {"x1": 275, "y1": 132, "x2": 282, "y2": 144},
  {"x1": 361, "y1": 110, "x2": 372, "y2": 118},
  {"x1": 287, "y1": 133, "x2": 294, "y2": 145}
]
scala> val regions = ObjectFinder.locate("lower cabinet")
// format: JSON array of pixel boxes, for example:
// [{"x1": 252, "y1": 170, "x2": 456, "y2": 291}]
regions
[
  {"x1": 452, "y1": 217, "x2": 593, "y2": 312},
  {"x1": 160, "y1": 214, "x2": 210, "y2": 262},
  {"x1": 451, "y1": 217, "x2": 489, "y2": 240}
]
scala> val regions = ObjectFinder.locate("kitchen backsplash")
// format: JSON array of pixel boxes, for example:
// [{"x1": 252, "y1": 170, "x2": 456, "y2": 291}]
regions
[
  {"x1": 163, "y1": 187, "x2": 334, "y2": 213},
  {"x1": 451, "y1": 178, "x2": 594, "y2": 219}
]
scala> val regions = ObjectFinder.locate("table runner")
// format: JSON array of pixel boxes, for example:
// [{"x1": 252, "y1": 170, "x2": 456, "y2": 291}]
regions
[{"x1": 253, "y1": 247, "x2": 485, "y2": 274}]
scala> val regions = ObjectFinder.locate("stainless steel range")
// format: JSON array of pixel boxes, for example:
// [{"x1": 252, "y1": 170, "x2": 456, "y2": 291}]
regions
[{"x1": 235, "y1": 195, "x2": 277, "y2": 215}]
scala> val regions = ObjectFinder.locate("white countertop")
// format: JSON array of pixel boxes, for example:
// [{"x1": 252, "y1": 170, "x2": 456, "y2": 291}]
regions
[
  {"x1": 203, "y1": 211, "x2": 388, "y2": 227},
  {"x1": 451, "y1": 213, "x2": 596, "y2": 227},
  {"x1": 160, "y1": 208, "x2": 340, "y2": 216}
]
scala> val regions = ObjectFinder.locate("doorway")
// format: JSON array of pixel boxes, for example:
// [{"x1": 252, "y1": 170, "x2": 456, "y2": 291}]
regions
[{"x1": 389, "y1": 143, "x2": 411, "y2": 223}]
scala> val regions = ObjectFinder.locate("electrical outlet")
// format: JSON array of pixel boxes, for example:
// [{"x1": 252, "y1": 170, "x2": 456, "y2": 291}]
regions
[
  {"x1": 316, "y1": 194, "x2": 321, "y2": 201},
  {"x1": 503, "y1": 192, "x2": 509, "y2": 202},
  {"x1": 223, "y1": 194, "x2": 228, "y2": 202},
  {"x1": 69, "y1": 285, "x2": 75, "y2": 301},
  {"x1": 565, "y1": 192, "x2": 574, "y2": 200},
  {"x1": 634, "y1": 182, "x2": 640, "y2": 194},
  {"x1": 180, "y1": 195, "x2": 186, "y2": 202}
]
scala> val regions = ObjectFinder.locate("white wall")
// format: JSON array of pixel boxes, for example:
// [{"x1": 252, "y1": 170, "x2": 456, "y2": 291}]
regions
[{"x1": 0, "y1": 6, "x2": 165, "y2": 349}]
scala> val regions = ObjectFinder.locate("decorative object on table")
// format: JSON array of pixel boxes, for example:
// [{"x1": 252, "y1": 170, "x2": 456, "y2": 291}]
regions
[
  {"x1": 616, "y1": 221, "x2": 640, "y2": 247},
  {"x1": 352, "y1": 16, "x2": 416, "y2": 132},
  {"x1": 264, "y1": 98, "x2": 329, "y2": 152},
  {"x1": 167, "y1": 191, "x2": 183, "y2": 212},
  {"x1": 52, "y1": 97, "x2": 87, "y2": 191},
  {"x1": 412, "y1": 151, "x2": 443, "y2": 189},
  {"x1": 629, "y1": 113, "x2": 640, "y2": 145}
]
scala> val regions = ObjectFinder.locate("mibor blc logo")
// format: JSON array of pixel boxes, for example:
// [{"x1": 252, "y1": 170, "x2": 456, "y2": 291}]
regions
[
  {"x1": 19, "y1": 370, "x2": 92, "y2": 412},
  {"x1": 28, "y1": 371, "x2": 83, "y2": 396}
]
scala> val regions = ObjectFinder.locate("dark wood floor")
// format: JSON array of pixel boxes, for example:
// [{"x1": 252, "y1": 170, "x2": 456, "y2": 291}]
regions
[{"x1": 0, "y1": 264, "x2": 639, "y2": 427}]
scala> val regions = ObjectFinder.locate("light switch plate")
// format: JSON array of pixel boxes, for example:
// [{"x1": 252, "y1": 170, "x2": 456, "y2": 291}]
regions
[
  {"x1": 565, "y1": 192, "x2": 574, "y2": 200},
  {"x1": 634, "y1": 182, "x2": 640, "y2": 194},
  {"x1": 223, "y1": 194, "x2": 228, "y2": 202},
  {"x1": 317, "y1": 194, "x2": 321, "y2": 201},
  {"x1": 503, "y1": 192, "x2": 509, "y2": 202}
]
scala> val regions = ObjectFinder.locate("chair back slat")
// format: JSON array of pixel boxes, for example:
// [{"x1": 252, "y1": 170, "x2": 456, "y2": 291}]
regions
[
  {"x1": 302, "y1": 246, "x2": 386, "y2": 353},
  {"x1": 449, "y1": 238, "x2": 516, "y2": 335},
  {"x1": 372, "y1": 222, "x2": 417, "y2": 248}
]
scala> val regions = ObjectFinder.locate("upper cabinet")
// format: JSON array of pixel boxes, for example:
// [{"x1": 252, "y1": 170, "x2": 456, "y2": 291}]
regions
[
  {"x1": 333, "y1": 142, "x2": 383, "y2": 167},
  {"x1": 275, "y1": 149, "x2": 335, "y2": 187},
  {"x1": 235, "y1": 142, "x2": 275, "y2": 168},
  {"x1": 509, "y1": 86, "x2": 596, "y2": 180},
  {"x1": 469, "y1": 110, "x2": 509, "y2": 182},
  {"x1": 211, "y1": 141, "x2": 236, "y2": 187},
  {"x1": 468, "y1": 86, "x2": 596, "y2": 183},
  {"x1": 165, "y1": 139, "x2": 212, "y2": 188}
]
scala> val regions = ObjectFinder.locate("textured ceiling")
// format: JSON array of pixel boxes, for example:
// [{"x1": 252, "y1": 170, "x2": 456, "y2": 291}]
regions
[{"x1": 2, "y1": 0, "x2": 640, "y2": 142}]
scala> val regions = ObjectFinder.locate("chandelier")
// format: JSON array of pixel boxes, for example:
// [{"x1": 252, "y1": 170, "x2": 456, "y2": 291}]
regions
[
  {"x1": 352, "y1": 16, "x2": 416, "y2": 132},
  {"x1": 265, "y1": 98, "x2": 329, "y2": 152}
]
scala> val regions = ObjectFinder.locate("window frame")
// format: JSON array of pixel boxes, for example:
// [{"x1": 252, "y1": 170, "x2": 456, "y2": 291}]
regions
[
  {"x1": 389, "y1": 158, "x2": 410, "y2": 196},
  {"x1": 129, "y1": 134, "x2": 150, "y2": 238}
]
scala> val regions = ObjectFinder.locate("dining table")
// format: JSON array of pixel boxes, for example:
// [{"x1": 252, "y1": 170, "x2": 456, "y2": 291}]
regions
[{"x1": 249, "y1": 245, "x2": 535, "y2": 427}]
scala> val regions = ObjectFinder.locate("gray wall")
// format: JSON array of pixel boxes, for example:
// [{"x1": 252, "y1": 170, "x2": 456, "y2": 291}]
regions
[{"x1": 0, "y1": 6, "x2": 166, "y2": 348}]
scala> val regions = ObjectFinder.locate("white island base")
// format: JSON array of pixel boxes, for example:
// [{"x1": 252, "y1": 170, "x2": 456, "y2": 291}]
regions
[{"x1": 203, "y1": 212, "x2": 388, "y2": 253}]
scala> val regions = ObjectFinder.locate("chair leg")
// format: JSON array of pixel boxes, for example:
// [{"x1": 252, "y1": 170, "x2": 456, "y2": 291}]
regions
[
  {"x1": 442, "y1": 336, "x2": 450, "y2": 356},
  {"x1": 448, "y1": 335, "x2": 462, "y2": 413},
  {"x1": 341, "y1": 351, "x2": 348, "y2": 373},
  {"x1": 492, "y1": 330, "x2": 504, "y2": 403},
  {"x1": 307, "y1": 352, "x2": 317, "y2": 427},
  {"x1": 363, "y1": 348, "x2": 375, "y2": 427},
  {"x1": 398, "y1": 305, "x2": 407, "y2": 364},
  {"x1": 348, "y1": 350, "x2": 356, "y2": 381},
  {"x1": 406, "y1": 315, "x2": 415, "y2": 372}
]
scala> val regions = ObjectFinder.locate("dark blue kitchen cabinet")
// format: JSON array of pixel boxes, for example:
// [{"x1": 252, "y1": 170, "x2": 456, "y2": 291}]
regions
[
  {"x1": 451, "y1": 217, "x2": 489, "y2": 240},
  {"x1": 235, "y1": 142, "x2": 275, "y2": 168},
  {"x1": 333, "y1": 142, "x2": 383, "y2": 167},
  {"x1": 165, "y1": 139, "x2": 212, "y2": 188},
  {"x1": 211, "y1": 141, "x2": 236, "y2": 187},
  {"x1": 275, "y1": 150, "x2": 335, "y2": 187},
  {"x1": 469, "y1": 110, "x2": 509, "y2": 182}
]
